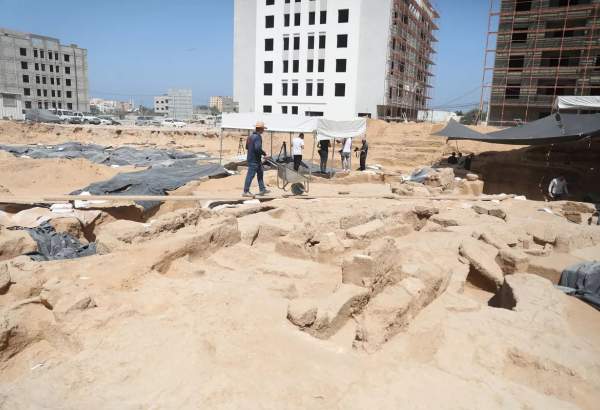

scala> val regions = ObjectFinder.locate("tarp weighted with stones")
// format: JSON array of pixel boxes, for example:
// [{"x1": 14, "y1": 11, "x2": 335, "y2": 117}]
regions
[
  {"x1": 9, "y1": 222, "x2": 96, "y2": 261},
  {"x1": 72, "y1": 160, "x2": 230, "y2": 211},
  {"x1": 0, "y1": 142, "x2": 210, "y2": 167},
  {"x1": 559, "y1": 261, "x2": 600, "y2": 311}
]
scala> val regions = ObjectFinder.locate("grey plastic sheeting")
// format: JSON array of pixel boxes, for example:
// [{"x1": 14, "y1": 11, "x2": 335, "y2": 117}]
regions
[
  {"x1": 559, "y1": 261, "x2": 600, "y2": 311},
  {"x1": 0, "y1": 142, "x2": 209, "y2": 167},
  {"x1": 72, "y1": 160, "x2": 230, "y2": 210},
  {"x1": 9, "y1": 222, "x2": 96, "y2": 262},
  {"x1": 432, "y1": 120, "x2": 486, "y2": 140}
]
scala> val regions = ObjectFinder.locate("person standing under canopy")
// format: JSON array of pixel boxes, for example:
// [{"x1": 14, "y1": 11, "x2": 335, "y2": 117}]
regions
[
  {"x1": 242, "y1": 122, "x2": 270, "y2": 197},
  {"x1": 292, "y1": 133, "x2": 305, "y2": 171},
  {"x1": 548, "y1": 176, "x2": 569, "y2": 201},
  {"x1": 318, "y1": 139, "x2": 330, "y2": 174},
  {"x1": 341, "y1": 137, "x2": 352, "y2": 172},
  {"x1": 356, "y1": 138, "x2": 369, "y2": 171}
]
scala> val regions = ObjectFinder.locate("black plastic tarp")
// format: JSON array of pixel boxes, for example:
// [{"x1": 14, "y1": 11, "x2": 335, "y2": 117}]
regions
[
  {"x1": 432, "y1": 120, "x2": 486, "y2": 140},
  {"x1": 559, "y1": 261, "x2": 600, "y2": 311},
  {"x1": 9, "y1": 222, "x2": 96, "y2": 261},
  {"x1": 434, "y1": 114, "x2": 600, "y2": 145},
  {"x1": 0, "y1": 142, "x2": 209, "y2": 167},
  {"x1": 72, "y1": 160, "x2": 230, "y2": 210}
]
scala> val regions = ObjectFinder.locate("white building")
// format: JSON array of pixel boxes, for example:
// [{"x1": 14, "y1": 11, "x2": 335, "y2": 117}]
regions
[
  {"x1": 209, "y1": 96, "x2": 239, "y2": 113},
  {"x1": 90, "y1": 97, "x2": 133, "y2": 114},
  {"x1": 234, "y1": 0, "x2": 438, "y2": 120},
  {"x1": 154, "y1": 88, "x2": 193, "y2": 120}
]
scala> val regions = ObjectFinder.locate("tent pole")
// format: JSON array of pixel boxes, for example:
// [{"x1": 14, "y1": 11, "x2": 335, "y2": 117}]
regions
[
  {"x1": 219, "y1": 129, "x2": 223, "y2": 166},
  {"x1": 310, "y1": 133, "x2": 316, "y2": 182},
  {"x1": 332, "y1": 139, "x2": 336, "y2": 169},
  {"x1": 270, "y1": 131, "x2": 273, "y2": 158},
  {"x1": 289, "y1": 132, "x2": 292, "y2": 159}
]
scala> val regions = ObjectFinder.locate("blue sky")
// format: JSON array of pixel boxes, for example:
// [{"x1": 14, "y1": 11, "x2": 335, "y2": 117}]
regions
[{"x1": 1, "y1": 0, "x2": 489, "y2": 110}]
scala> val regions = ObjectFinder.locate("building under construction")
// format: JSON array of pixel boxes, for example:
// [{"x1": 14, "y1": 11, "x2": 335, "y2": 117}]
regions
[{"x1": 483, "y1": 0, "x2": 600, "y2": 126}]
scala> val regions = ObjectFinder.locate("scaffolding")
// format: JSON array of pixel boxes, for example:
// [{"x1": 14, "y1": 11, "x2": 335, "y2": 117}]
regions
[
  {"x1": 380, "y1": 0, "x2": 439, "y2": 122},
  {"x1": 479, "y1": 0, "x2": 600, "y2": 126}
]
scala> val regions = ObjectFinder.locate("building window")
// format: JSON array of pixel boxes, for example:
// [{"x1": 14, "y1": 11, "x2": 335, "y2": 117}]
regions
[
  {"x1": 67, "y1": 91, "x2": 72, "y2": 98},
  {"x1": 50, "y1": 65, "x2": 54, "y2": 72},
  {"x1": 294, "y1": 13, "x2": 301, "y2": 26},
  {"x1": 317, "y1": 82, "x2": 324, "y2": 96},
  {"x1": 515, "y1": 0, "x2": 532, "y2": 11},
  {"x1": 338, "y1": 9, "x2": 349, "y2": 23},
  {"x1": 266, "y1": 15, "x2": 275, "y2": 28},
  {"x1": 320, "y1": 10, "x2": 327, "y2": 24},
  {"x1": 22, "y1": 74, "x2": 29, "y2": 83},
  {"x1": 66, "y1": 79, "x2": 71, "y2": 86},
  {"x1": 284, "y1": 13, "x2": 290, "y2": 26},
  {"x1": 336, "y1": 59, "x2": 347, "y2": 72},
  {"x1": 292, "y1": 106, "x2": 298, "y2": 115},
  {"x1": 319, "y1": 34, "x2": 326, "y2": 49},
  {"x1": 282, "y1": 82, "x2": 289, "y2": 96},
  {"x1": 263, "y1": 105, "x2": 272, "y2": 113},
  {"x1": 335, "y1": 83, "x2": 346, "y2": 97},
  {"x1": 505, "y1": 82, "x2": 521, "y2": 99},
  {"x1": 265, "y1": 38, "x2": 274, "y2": 51},
  {"x1": 36, "y1": 76, "x2": 40, "y2": 84},
  {"x1": 337, "y1": 34, "x2": 348, "y2": 48},
  {"x1": 44, "y1": 102, "x2": 48, "y2": 109},
  {"x1": 309, "y1": 11, "x2": 316, "y2": 25},
  {"x1": 264, "y1": 61, "x2": 274, "y2": 73},
  {"x1": 318, "y1": 59, "x2": 325, "y2": 72},
  {"x1": 35, "y1": 63, "x2": 39, "y2": 70},
  {"x1": 40, "y1": 50, "x2": 45, "y2": 58},
  {"x1": 51, "y1": 90, "x2": 56, "y2": 97},
  {"x1": 42, "y1": 77, "x2": 47, "y2": 84},
  {"x1": 58, "y1": 90, "x2": 61, "y2": 97},
  {"x1": 24, "y1": 88, "x2": 30, "y2": 96},
  {"x1": 25, "y1": 101, "x2": 32, "y2": 109},
  {"x1": 20, "y1": 48, "x2": 27, "y2": 56},
  {"x1": 65, "y1": 67, "x2": 71, "y2": 74},
  {"x1": 307, "y1": 59, "x2": 314, "y2": 72},
  {"x1": 58, "y1": 102, "x2": 62, "y2": 109},
  {"x1": 34, "y1": 49, "x2": 38, "y2": 58},
  {"x1": 67, "y1": 103, "x2": 73, "y2": 110},
  {"x1": 64, "y1": 54, "x2": 70, "y2": 62},
  {"x1": 37, "y1": 89, "x2": 42, "y2": 97},
  {"x1": 48, "y1": 51, "x2": 53, "y2": 60},
  {"x1": 266, "y1": 0, "x2": 274, "y2": 5},
  {"x1": 306, "y1": 82, "x2": 313, "y2": 96},
  {"x1": 509, "y1": 55, "x2": 525, "y2": 70},
  {"x1": 264, "y1": 83, "x2": 273, "y2": 96},
  {"x1": 283, "y1": 60, "x2": 289, "y2": 73},
  {"x1": 284, "y1": 37, "x2": 290, "y2": 50},
  {"x1": 51, "y1": 78, "x2": 55, "y2": 85},
  {"x1": 55, "y1": 65, "x2": 59, "y2": 73},
  {"x1": 57, "y1": 78, "x2": 61, "y2": 85},
  {"x1": 43, "y1": 89, "x2": 47, "y2": 97},
  {"x1": 41, "y1": 64, "x2": 46, "y2": 71},
  {"x1": 308, "y1": 35, "x2": 315, "y2": 49},
  {"x1": 293, "y1": 60, "x2": 299, "y2": 73},
  {"x1": 20, "y1": 61, "x2": 29, "y2": 70},
  {"x1": 292, "y1": 82, "x2": 299, "y2": 96},
  {"x1": 293, "y1": 36, "x2": 300, "y2": 50},
  {"x1": 282, "y1": 106, "x2": 288, "y2": 114}
]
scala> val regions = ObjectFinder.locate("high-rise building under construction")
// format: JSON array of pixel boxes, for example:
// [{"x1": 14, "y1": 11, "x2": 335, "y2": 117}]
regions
[
  {"x1": 484, "y1": 0, "x2": 600, "y2": 126},
  {"x1": 234, "y1": 0, "x2": 438, "y2": 120}
]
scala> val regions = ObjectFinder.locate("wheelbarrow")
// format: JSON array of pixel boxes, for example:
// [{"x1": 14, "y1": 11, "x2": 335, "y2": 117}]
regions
[{"x1": 265, "y1": 159, "x2": 310, "y2": 195}]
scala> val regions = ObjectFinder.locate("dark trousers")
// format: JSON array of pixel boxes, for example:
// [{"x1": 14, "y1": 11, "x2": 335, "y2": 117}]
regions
[
  {"x1": 359, "y1": 154, "x2": 367, "y2": 171},
  {"x1": 319, "y1": 151, "x2": 328, "y2": 173},
  {"x1": 243, "y1": 163, "x2": 265, "y2": 193},
  {"x1": 293, "y1": 155, "x2": 302, "y2": 171}
]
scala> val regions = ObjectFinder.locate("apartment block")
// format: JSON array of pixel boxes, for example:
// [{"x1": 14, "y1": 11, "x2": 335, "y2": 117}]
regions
[
  {"x1": 486, "y1": 0, "x2": 600, "y2": 126},
  {"x1": 209, "y1": 96, "x2": 239, "y2": 112},
  {"x1": 0, "y1": 27, "x2": 89, "y2": 114},
  {"x1": 234, "y1": 0, "x2": 438, "y2": 120},
  {"x1": 154, "y1": 89, "x2": 193, "y2": 120}
]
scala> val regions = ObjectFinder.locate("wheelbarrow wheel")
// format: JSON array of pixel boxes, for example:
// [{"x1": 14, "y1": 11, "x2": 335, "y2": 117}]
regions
[{"x1": 291, "y1": 182, "x2": 306, "y2": 196}]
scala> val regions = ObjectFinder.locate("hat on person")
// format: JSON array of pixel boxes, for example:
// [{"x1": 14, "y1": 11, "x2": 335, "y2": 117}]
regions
[{"x1": 255, "y1": 121, "x2": 267, "y2": 130}]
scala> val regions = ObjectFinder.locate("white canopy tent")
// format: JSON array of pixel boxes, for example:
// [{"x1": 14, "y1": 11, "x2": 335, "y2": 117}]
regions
[
  {"x1": 554, "y1": 96, "x2": 600, "y2": 111},
  {"x1": 219, "y1": 113, "x2": 367, "y2": 168}
]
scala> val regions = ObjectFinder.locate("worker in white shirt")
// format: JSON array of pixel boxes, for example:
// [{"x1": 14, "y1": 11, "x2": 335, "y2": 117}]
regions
[
  {"x1": 292, "y1": 133, "x2": 305, "y2": 171},
  {"x1": 548, "y1": 176, "x2": 569, "y2": 200},
  {"x1": 341, "y1": 137, "x2": 352, "y2": 171}
]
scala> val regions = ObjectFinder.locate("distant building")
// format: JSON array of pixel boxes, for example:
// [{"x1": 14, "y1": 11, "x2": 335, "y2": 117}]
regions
[
  {"x1": 233, "y1": 0, "x2": 438, "y2": 120},
  {"x1": 486, "y1": 0, "x2": 600, "y2": 126},
  {"x1": 209, "y1": 96, "x2": 238, "y2": 113},
  {"x1": 0, "y1": 27, "x2": 89, "y2": 117},
  {"x1": 154, "y1": 88, "x2": 193, "y2": 120},
  {"x1": 90, "y1": 97, "x2": 133, "y2": 114}
]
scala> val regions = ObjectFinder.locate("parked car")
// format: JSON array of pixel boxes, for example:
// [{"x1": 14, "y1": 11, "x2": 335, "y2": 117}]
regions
[
  {"x1": 135, "y1": 116, "x2": 155, "y2": 126},
  {"x1": 25, "y1": 109, "x2": 61, "y2": 124},
  {"x1": 49, "y1": 109, "x2": 80, "y2": 124},
  {"x1": 98, "y1": 115, "x2": 121, "y2": 125},
  {"x1": 161, "y1": 118, "x2": 186, "y2": 128},
  {"x1": 81, "y1": 113, "x2": 101, "y2": 124},
  {"x1": 72, "y1": 112, "x2": 85, "y2": 123}
]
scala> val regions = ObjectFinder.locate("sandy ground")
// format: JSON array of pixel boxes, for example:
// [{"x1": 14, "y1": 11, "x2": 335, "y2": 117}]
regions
[{"x1": 0, "y1": 120, "x2": 599, "y2": 409}]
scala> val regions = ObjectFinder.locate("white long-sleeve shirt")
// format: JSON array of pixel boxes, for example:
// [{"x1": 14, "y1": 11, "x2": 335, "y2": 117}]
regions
[{"x1": 549, "y1": 178, "x2": 568, "y2": 196}]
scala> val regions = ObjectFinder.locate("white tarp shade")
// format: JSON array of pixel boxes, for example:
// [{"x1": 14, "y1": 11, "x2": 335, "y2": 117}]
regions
[
  {"x1": 221, "y1": 112, "x2": 318, "y2": 133},
  {"x1": 221, "y1": 112, "x2": 367, "y2": 140},
  {"x1": 554, "y1": 96, "x2": 600, "y2": 110},
  {"x1": 316, "y1": 118, "x2": 367, "y2": 141}
]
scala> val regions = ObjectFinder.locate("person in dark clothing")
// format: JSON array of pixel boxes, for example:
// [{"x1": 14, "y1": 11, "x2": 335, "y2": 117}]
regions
[
  {"x1": 356, "y1": 138, "x2": 369, "y2": 171},
  {"x1": 318, "y1": 139, "x2": 330, "y2": 173},
  {"x1": 292, "y1": 133, "x2": 305, "y2": 171},
  {"x1": 243, "y1": 122, "x2": 270, "y2": 197},
  {"x1": 464, "y1": 153, "x2": 474, "y2": 171},
  {"x1": 447, "y1": 152, "x2": 458, "y2": 164}
]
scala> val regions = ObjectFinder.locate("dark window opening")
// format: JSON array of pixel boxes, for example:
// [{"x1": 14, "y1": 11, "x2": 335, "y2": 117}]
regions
[
  {"x1": 309, "y1": 11, "x2": 316, "y2": 25},
  {"x1": 266, "y1": 15, "x2": 275, "y2": 28},
  {"x1": 263, "y1": 105, "x2": 272, "y2": 113},
  {"x1": 292, "y1": 82, "x2": 299, "y2": 96},
  {"x1": 319, "y1": 34, "x2": 326, "y2": 49},
  {"x1": 265, "y1": 38, "x2": 274, "y2": 51},
  {"x1": 337, "y1": 34, "x2": 348, "y2": 48},
  {"x1": 264, "y1": 61, "x2": 274, "y2": 73},
  {"x1": 264, "y1": 83, "x2": 273, "y2": 96},
  {"x1": 19, "y1": 48, "x2": 27, "y2": 56},
  {"x1": 320, "y1": 10, "x2": 327, "y2": 24},
  {"x1": 335, "y1": 83, "x2": 346, "y2": 97},
  {"x1": 292, "y1": 106, "x2": 298, "y2": 115},
  {"x1": 307, "y1": 59, "x2": 314, "y2": 72},
  {"x1": 317, "y1": 82, "x2": 324, "y2": 96},
  {"x1": 336, "y1": 59, "x2": 347, "y2": 72},
  {"x1": 293, "y1": 60, "x2": 299, "y2": 73},
  {"x1": 306, "y1": 82, "x2": 313, "y2": 96},
  {"x1": 338, "y1": 9, "x2": 349, "y2": 23},
  {"x1": 515, "y1": 0, "x2": 532, "y2": 11},
  {"x1": 318, "y1": 59, "x2": 325, "y2": 72}
]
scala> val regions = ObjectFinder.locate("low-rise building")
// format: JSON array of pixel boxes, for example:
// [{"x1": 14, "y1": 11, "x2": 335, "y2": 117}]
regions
[
  {"x1": 209, "y1": 95, "x2": 238, "y2": 113},
  {"x1": 154, "y1": 88, "x2": 193, "y2": 120}
]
